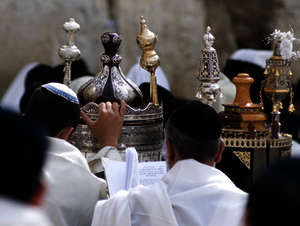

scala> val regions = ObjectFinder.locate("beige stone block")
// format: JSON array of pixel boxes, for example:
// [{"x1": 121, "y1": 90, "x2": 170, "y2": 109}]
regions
[
  {"x1": 114, "y1": 0, "x2": 207, "y2": 99},
  {"x1": 0, "y1": 0, "x2": 109, "y2": 97}
]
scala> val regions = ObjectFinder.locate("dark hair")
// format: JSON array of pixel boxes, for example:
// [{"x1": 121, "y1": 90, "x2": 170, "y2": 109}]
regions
[
  {"x1": 165, "y1": 100, "x2": 222, "y2": 163},
  {"x1": 53, "y1": 58, "x2": 92, "y2": 82},
  {"x1": 247, "y1": 158, "x2": 300, "y2": 226},
  {"x1": 20, "y1": 64, "x2": 61, "y2": 113},
  {"x1": 139, "y1": 82, "x2": 188, "y2": 128},
  {"x1": 24, "y1": 64, "x2": 57, "y2": 90},
  {"x1": 0, "y1": 108, "x2": 48, "y2": 203},
  {"x1": 24, "y1": 86, "x2": 80, "y2": 137}
]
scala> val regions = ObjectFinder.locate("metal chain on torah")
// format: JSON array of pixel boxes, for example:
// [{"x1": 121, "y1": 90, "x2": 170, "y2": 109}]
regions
[
  {"x1": 61, "y1": 18, "x2": 163, "y2": 162},
  {"x1": 195, "y1": 26, "x2": 222, "y2": 106},
  {"x1": 58, "y1": 18, "x2": 81, "y2": 86}
]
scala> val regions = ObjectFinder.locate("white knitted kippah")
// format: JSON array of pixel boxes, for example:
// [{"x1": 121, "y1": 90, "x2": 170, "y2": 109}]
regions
[{"x1": 42, "y1": 82, "x2": 79, "y2": 104}]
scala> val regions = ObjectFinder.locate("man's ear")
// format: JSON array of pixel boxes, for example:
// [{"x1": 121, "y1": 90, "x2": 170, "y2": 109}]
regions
[
  {"x1": 56, "y1": 127, "x2": 74, "y2": 140},
  {"x1": 28, "y1": 181, "x2": 46, "y2": 207},
  {"x1": 244, "y1": 209, "x2": 251, "y2": 226},
  {"x1": 214, "y1": 139, "x2": 225, "y2": 164},
  {"x1": 166, "y1": 138, "x2": 179, "y2": 169}
]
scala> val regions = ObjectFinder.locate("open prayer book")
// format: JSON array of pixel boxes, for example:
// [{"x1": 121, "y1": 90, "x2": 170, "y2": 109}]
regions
[{"x1": 102, "y1": 147, "x2": 167, "y2": 196}]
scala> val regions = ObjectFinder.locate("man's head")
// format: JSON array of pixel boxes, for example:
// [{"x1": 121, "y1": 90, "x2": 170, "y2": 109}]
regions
[
  {"x1": 139, "y1": 82, "x2": 188, "y2": 128},
  {"x1": 20, "y1": 64, "x2": 60, "y2": 113},
  {"x1": 25, "y1": 83, "x2": 80, "y2": 138},
  {"x1": 165, "y1": 100, "x2": 223, "y2": 168},
  {"x1": 0, "y1": 108, "x2": 48, "y2": 204},
  {"x1": 247, "y1": 158, "x2": 300, "y2": 226}
]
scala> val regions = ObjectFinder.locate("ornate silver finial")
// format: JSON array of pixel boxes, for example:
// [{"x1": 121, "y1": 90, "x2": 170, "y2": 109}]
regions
[
  {"x1": 196, "y1": 26, "x2": 221, "y2": 106},
  {"x1": 268, "y1": 29, "x2": 300, "y2": 60},
  {"x1": 203, "y1": 26, "x2": 215, "y2": 51},
  {"x1": 263, "y1": 29, "x2": 300, "y2": 138},
  {"x1": 58, "y1": 18, "x2": 81, "y2": 86}
]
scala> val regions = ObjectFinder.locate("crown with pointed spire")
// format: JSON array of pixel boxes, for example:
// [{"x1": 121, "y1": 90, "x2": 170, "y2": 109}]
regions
[
  {"x1": 195, "y1": 26, "x2": 221, "y2": 105},
  {"x1": 136, "y1": 16, "x2": 160, "y2": 106},
  {"x1": 137, "y1": 16, "x2": 158, "y2": 52}
]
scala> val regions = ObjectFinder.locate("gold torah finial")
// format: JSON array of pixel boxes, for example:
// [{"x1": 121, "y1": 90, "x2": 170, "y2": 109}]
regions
[{"x1": 137, "y1": 16, "x2": 160, "y2": 106}]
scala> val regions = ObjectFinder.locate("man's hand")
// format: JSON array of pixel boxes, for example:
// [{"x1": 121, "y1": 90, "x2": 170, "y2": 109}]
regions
[{"x1": 81, "y1": 100, "x2": 126, "y2": 148}]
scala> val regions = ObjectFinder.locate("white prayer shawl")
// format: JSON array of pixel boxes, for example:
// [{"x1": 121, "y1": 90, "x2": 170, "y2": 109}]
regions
[
  {"x1": 292, "y1": 140, "x2": 300, "y2": 157},
  {"x1": 87, "y1": 146, "x2": 123, "y2": 174},
  {"x1": 92, "y1": 159, "x2": 248, "y2": 226},
  {"x1": 0, "y1": 198, "x2": 53, "y2": 226},
  {"x1": 230, "y1": 49, "x2": 273, "y2": 69},
  {"x1": 42, "y1": 137, "x2": 107, "y2": 226},
  {"x1": 126, "y1": 58, "x2": 171, "y2": 91},
  {"x1": 70, "y1": 76, "x2": 93, "y2": 94},
  {"x1": 0, "y1": 62, "x2": 38, "y2": 113}
]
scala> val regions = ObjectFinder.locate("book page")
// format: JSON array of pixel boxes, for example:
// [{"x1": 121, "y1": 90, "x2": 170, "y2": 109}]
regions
[
  {"x1": 102, "y1": 158, "x2": 126, "y2": 196},
  {"x1": 125, "y1": 147, "x2": 139, "y2": 190},
  {"x1": 138, "y1": 161, "x2": 167, "y2": 186}
]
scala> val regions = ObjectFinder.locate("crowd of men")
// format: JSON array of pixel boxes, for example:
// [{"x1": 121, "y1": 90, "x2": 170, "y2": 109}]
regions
[{"x1": 1, "y1": 58, "x2": 300, "y2": 226}]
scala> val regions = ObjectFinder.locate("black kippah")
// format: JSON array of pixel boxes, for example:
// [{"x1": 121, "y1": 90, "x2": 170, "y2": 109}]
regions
[
  {"x1": 167, "y1": 100, "x2": 222, "y2": 140},
  {"x1": 139, "y1": 82, "x2": 189, "y2": 127}
]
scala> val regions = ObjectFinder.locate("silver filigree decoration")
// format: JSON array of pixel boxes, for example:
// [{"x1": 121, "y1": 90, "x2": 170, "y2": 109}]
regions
[{"x1": 269, "y1": 29, "x2": 300, "y2": 60}]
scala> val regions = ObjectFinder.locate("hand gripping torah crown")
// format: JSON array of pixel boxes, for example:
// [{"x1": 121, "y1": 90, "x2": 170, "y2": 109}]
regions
[{"x1": 60, "y1": 17, "x2": 164, "y2": 162}]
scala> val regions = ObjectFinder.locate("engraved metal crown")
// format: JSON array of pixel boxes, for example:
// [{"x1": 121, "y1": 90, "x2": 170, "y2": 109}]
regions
[{"x1": 57, "y1": 18, "x2": 163, "y2": 162}]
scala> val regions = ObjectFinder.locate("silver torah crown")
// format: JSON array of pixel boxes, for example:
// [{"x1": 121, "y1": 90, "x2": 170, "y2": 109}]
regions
[{"x1": 196, "y1": 26, "x2": 222, "y2": 106}]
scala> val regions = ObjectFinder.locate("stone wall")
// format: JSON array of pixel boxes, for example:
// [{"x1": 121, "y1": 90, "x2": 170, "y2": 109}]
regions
[
  {"x1": 114, "y1": 0, "x2": 206, "y2": 99},
  {"x1": 0, "y1": 0, "x2": 109, "y2": 97},
  {"x1": 1, "y1": 0, "x2": 300, "y2": 99}
]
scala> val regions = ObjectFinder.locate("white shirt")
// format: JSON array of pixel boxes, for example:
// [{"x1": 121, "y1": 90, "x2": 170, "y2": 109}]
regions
[
  {"x1": 91, "y1": 159, "x2": 248, "y2": 226},
  {"x1": 0, "y1": 197, "x2": 53, "y2": 226},
  {"x1": 42, "y1": 137, "x2": 107, "y2": 226}
]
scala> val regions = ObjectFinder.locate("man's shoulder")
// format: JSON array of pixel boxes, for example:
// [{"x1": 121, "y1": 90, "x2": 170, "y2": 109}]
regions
[
  {"x1": 47, "y1": 137, "x2": 84, "y2": 158},
  {"x1": 47, "y1": 136, "x2": 79, "y2": 152},
  {"x1": 0, "y1": 198, "x2": 53, "y2": 226},
  {"x1": 46, "y1": 136, "x2": 92, "y2": 172},
  {"x1": 164, "y1": 160, "x2": 248, "y2": 197},
  {"x1": 99, "y1": 183, "x2": 161, "y2": 208}
]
